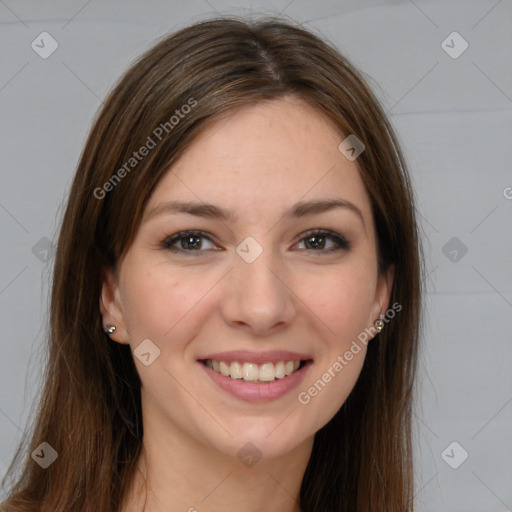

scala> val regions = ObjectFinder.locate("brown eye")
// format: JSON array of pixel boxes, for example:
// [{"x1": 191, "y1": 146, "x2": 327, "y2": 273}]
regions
[
  {"x1": 179, "y1": 234, "x2": 203, "y2": 250},
  {"x1": 304, "y1": 234, "x2": 327, "y2": 250},
  {"x1": 161, "y1": 231, "x2": 217, "y2": 254},
  {"x1": 295, "y1": 230, "x2": 350, "y2": 252}
]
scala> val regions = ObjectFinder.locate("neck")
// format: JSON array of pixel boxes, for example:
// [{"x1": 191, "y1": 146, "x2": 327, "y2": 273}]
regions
[{"x1": 121, "y1": 405, "x2": 313, "y2": 512}]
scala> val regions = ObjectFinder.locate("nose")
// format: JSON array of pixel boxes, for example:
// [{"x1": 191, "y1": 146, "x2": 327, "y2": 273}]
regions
[{"x1": 220, "y1": 244, "x2": 297, "y2": 336}]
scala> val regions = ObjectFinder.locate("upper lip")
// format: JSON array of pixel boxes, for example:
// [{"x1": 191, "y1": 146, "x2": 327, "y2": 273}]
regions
[{"x1": 198, "y1": 350, "x2": 313, "y2": 365}]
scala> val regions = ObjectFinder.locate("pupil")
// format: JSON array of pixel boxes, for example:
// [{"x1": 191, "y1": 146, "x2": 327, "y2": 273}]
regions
[
  {"x1": 183, "y1": 236, "x2": 201, "y2": 250},
  {"x1": 307, "y1": 235, "x2": 325, "y2": 249}
]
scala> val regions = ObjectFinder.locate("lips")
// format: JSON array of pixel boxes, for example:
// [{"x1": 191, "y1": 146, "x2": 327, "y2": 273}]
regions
[
  {"x1": 198, "y1": 350, "x2": 312, "y2": 381},
  {"x1": 197, "y1": 350, "x2": 313, "y2": 402},
  {"x1": 198, "y1": 350, "x2": 313, "y2": 365}
]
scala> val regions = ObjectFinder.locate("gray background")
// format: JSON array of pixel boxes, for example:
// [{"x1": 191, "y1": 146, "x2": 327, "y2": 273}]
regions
[{"x1": 1, "y1": 0, "x2": 511, "y2": 510}]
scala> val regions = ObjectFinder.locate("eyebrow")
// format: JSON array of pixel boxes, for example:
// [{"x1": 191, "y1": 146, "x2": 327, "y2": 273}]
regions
[{"x1": 144, "y1": 198, "x2": 366, "y2": 229}]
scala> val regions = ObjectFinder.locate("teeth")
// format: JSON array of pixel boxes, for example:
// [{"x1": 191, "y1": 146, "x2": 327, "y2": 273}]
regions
[
  {"x1": 242, "y1": 362, "x2": 259, "y2": 381},
  {"x1": 230, "y1": 361, "x2": 243, "y2": 379},
  {"x1": 203, "y1": 359, "x2": 304, "y2": 381},
  {"x1": 219, "y1": 361, "x2": 230, "y2": 377},
  {"x1": 259, "y1": 363, "x2": 275, "y2": 382},
  {"x1": 275, "y1": 361, "x2": 285, "y2": 379}
]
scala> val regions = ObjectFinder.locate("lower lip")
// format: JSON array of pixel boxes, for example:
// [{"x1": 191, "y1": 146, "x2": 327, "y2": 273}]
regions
[{"x1": 198, "y1": 361, "x2": 312, "y2": 403}]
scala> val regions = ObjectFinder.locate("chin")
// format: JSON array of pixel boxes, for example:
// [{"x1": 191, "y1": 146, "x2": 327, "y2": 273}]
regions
[{"x1": 199, "y1": 413, "x2": 316, "y2": 462}]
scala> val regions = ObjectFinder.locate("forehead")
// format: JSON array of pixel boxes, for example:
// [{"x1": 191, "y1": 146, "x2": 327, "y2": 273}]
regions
[{"x1": 146, "y1": 96, "x2": 373, "y2": 225}]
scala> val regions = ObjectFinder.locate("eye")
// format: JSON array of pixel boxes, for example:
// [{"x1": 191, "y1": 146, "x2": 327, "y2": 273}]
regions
[
  {"x1": 160, "y1": 230, "x2": 218, "y2": 254},
  {"x1": 160, "y1": 229, "x2": 350, "y2": 256},
  {"x1": 293, "y1": 229, "x2": 350, "y2": 253}
]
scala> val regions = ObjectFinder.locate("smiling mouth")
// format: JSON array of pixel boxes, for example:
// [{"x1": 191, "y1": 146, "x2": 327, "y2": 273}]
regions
[{"x1": 200, "y1": 359, "x2": 311, "y2": 382}]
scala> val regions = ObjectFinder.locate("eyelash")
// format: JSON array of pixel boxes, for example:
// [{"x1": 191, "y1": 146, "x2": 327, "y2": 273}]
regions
[{"x1": 160, "y1": 229, "x2": 351, "y2": 256}]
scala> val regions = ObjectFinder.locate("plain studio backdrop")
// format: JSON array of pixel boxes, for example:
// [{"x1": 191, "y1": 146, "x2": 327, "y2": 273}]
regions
[{"x1": 0, "y1": 1, "x2": 511, "y2": 510}]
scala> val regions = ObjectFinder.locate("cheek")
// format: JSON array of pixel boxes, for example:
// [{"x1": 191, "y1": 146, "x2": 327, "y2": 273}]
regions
[
  {"x1": 119, "y1": 260, "x2": 215, "y2": 346},
  {"x1": 298, "y1": 263, "x2": 377, "y2": 343},
  {"x1": 293, "y1": 268, "x2": 373, "y2": 430}
]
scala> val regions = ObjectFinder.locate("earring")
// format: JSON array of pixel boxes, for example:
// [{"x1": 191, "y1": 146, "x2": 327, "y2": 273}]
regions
[
  {"x1": 375, "y1": 319, "x2": 384, "y2": 333},
  {"x1": 105, "y1": 324, "x2": 116, "y2": 334}
]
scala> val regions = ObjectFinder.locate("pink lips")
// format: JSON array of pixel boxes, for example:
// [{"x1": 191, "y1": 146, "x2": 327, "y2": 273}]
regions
[
  {"x1": 197, "y1": 350, "x2": 313, "y2": 403},
  {"x1": 198, "y1": 350, "x2": 313, "y2": 365}
]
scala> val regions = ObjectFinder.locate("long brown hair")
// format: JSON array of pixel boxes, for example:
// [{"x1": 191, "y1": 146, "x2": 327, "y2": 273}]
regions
[{"x1": 1, "y1": 16, "x2": 423, "y2": 511}]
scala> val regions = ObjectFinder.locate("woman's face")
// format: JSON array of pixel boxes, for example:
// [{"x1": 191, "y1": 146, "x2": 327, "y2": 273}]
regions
[{"x1": 101, "y1": 96, "x2": 393, "y2": 460}]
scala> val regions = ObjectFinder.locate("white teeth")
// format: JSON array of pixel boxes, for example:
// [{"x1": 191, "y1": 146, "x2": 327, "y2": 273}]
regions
[
  {"x1": 275, "y1": 361, "x2": 285, "y2": 379},
  {"x1": 203, "y1": 359, "x2": 305, "y2": 381},
  {"x1": 219, "y1": 361, "x2": 230, "y2": 377},
  {"x1": 243, "y1": 362, "x2": 259, "y2": 381},
  {"x1": 259, "y1": 363, "x2": 275, "y2": 381},
  {"x1": 230, "y1": 361, "x2": 243, "y2": 379}
]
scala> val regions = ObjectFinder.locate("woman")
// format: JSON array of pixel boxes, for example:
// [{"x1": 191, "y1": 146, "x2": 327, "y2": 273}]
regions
[{"x1": 1, "y1": 16, "x2": 423, "y2": 512}]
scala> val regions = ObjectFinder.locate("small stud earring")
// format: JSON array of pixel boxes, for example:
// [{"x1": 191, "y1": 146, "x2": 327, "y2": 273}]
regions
[
  {"x1": 375, "y1": 319, "x2": 384, "y2": 333},
  {"x1": 105, "y1": 324, "x2": 116, "y2": 334}
]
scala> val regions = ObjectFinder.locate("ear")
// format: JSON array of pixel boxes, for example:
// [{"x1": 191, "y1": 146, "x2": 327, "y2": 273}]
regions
[
  {"x1": 369, "y1": 264, "x2": 395, "y2": 334},
  {"x1": 99, "y1": 268, "x2": 130, "y2": 344}
]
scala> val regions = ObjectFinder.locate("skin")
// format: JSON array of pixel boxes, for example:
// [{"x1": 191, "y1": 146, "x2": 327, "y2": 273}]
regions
[{"x1": 100, "y1": 95, "x2": 394, "y2": 512}]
